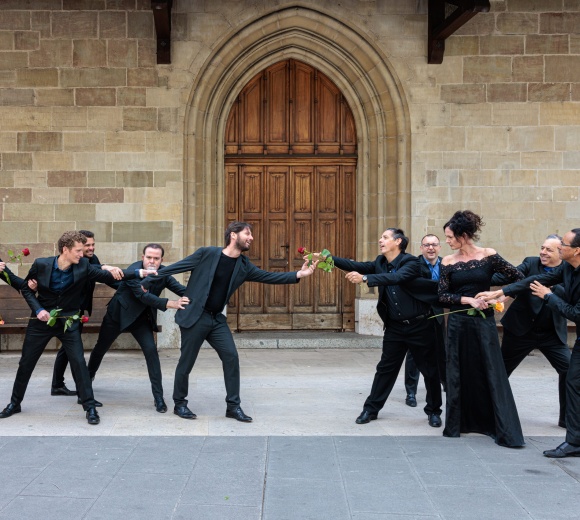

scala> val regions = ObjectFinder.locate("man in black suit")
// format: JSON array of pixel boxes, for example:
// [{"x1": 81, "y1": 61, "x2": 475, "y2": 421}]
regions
[
  {"x1": 318, "y1": 228, "x2": 442, "y2": 428},
  {"x1": 0, "y1": 231, "x2": 152, "y2": 425},
  {"x1": 141, "y1": 222, "x2": 317, "y2": 422},
  {"x1": 404, "y1": 234, "x2": 447, "y2": 407},
  {"x1": 87, "y1": 244, "x2": 189, "y2": 413},
  {"x1": 492, "y1": 234, "x2": 570, "y2": 428},
  {"x1": 50, "y1": 230, "x2": 119, "y2": 400},
  {"x1": 478, "y1": 228, "x2": 580, "y2": 458}
]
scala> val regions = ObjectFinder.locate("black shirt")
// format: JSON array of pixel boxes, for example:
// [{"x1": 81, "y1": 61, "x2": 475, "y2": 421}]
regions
[
  {"x1": 383, "y1": 253, "x2": 432, "y2": 322},
  {"x1": 204, "y1": 253, "x2": 237, "y2": 313}
]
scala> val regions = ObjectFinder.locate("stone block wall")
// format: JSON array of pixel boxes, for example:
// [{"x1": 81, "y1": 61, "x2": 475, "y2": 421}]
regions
[
  {"x1": 0, "y1": 0, "x2": 183, "y2": 282},
  {"x1": 0, "y1": 0, "x2": 579, "y2": 342}
]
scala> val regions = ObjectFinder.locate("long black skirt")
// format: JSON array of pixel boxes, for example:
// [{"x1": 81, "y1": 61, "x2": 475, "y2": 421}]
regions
[{"x1": 443, "y1": 313, "x2": 525, "y2": 448}]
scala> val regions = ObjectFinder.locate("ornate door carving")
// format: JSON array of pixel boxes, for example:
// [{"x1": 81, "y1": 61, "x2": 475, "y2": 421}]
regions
[{"x1": 225, "y1": 59, "x2": 357, "y2": 330}]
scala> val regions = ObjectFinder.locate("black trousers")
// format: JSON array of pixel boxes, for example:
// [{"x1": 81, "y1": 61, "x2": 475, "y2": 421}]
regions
[
  {"x1": 363, "y1": 318, "x2": 442, "y2": 416},
  {"x1": 501, "y1": 328, "x2": 570, "y2": 423},
  {"x1": 405, "y1": 319, "x2": 446, "y2": 395},
  {"x1": 175, "y1": 311, "x2": 240, "y2": 410},
  {"x1": 566, "y1": 341, "x2": 580, "y2": 445},
  {"x1": 10, "y1": 319, "x2": 96, "y2": 410},
  {"x1": 51, "y1": 321, "x2": 88, "y2": 389},
  {"x1": 87, "y1": 312, "x2": 164, "y2": 399}
]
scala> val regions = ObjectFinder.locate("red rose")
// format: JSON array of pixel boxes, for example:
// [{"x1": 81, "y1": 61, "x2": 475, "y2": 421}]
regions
[
  {"x1": 298, "y1": 247, "x2": 306, "y2": 255},
  {"x1": 81, "y1": 316, "x2": 89, "y2": 323},
  {"x1": 22, "y1": 248, "x2": 30, "y2": 256}
]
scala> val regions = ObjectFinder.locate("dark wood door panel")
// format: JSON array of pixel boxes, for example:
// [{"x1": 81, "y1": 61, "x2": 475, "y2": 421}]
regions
[{"x1": 225, "y1": 59, "x2": 357, "y2": 331}]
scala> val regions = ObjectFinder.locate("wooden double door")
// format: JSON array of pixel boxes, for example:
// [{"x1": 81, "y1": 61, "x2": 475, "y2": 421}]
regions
[{"x1": 224, "y1": 60, "x2": 357, "y2": 331}]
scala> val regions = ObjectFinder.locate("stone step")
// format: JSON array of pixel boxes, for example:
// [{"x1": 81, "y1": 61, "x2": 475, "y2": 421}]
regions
[{"x1": 231, "y1": 331, "x2": 381, "y2": 349}]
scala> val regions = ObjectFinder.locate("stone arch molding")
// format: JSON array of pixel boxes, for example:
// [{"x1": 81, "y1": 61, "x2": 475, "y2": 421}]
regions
[{"x1": 184, "y1": 6, "x2": 411, "y2": 260}]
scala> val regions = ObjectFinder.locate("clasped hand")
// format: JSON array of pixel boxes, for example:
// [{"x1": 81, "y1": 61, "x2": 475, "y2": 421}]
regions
[{"x1": 167, "y1": 296, "x2": 190, "y2": 310}]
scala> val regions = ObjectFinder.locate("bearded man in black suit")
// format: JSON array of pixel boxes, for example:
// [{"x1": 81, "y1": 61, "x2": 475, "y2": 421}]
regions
[
  {"x1": 88, "y1": 243, "x2": 189, "y2": 413},
  {"x1": 141, "y1": 222, "x2": 318, "y2": 422},
  {"x1": 0, "y1": 231, "x2": 153, "y2": 425}
]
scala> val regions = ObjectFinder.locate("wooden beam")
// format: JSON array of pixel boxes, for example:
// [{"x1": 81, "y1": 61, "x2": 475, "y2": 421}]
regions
[
  {"x1": 151, "y1": 0, "x2": 172, "y2": 65},
  {"x1": 428, "y1": 0, "x2": 490, "y2": 64}
]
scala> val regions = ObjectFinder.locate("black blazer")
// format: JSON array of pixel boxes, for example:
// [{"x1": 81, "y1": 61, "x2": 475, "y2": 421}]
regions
[
  {"x1": 504, "y1": 262, "x2": 580, "y2": 341},
  {"x1": 106, "y1": 260, "x2": 186, "y2": 332},
  {"x1": 333, "y1": 253, "x2": 438, "y2": 325},
  {"x1": 141, "y1": 246, "x2": 300, "y2": 329},
  {"x1": 0, "y1": 257, "x2": 26, "y2": 291},
  {"x1": 493, "y1": 257, "x2": 568, "y2": 344},
  {"x1": 21, "y1": 256, "x2": 137, "y2": 317}
]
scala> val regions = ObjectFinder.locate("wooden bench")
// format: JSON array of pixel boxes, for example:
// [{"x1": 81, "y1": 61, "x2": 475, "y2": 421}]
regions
[{"x1": 0, "y1": 284, "x2": 115, "y2": 335}]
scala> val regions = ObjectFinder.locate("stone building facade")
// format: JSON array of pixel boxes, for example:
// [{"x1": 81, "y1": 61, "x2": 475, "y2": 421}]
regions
[{"x1": 0, "y1": 0, "x2": 579, "y2": 344}]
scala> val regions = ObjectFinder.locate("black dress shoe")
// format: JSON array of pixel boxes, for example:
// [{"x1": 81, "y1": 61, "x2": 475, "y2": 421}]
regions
[
  {"x1": 77, "y1": 398, "x2": 102, "y2": 407},
  {"x1": 405, "y1": 394, "x2": 417, "y2": 407},
  {"x1": 51, "y1": 385, "x2": 77, "y2": 396},
  {"x1": 226, "y1": 407, "x2": 253, "y2": 422},
  {"x1": 155, "y1": 397, "x2": 168, "y2": 413},
  {"x1": 174, "y1": 405, "x2": 197, "y2": 419},
  {"x1": 0, "y1": 403, "x2": 21, "y2": 419},
  {"x1": 355, "y1": 410, "x2": 378, "y2": 424},
  {"x1": 543, "y1": 442, "x2": 580, "y2": 458},
  {"x1": 558, "y1": 419, "x2": 566, "y2": 428},
  {"x1": 428, "y1": 413, "x2": 442, "y2": 427},
  {"x1": 86, "y1": 407, "x2": 100, "y2": 425}
]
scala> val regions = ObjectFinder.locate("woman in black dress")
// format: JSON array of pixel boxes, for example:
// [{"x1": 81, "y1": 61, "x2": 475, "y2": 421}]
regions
[{"x1": 438, "y1": 210, "x2": 525, "y2": 448}]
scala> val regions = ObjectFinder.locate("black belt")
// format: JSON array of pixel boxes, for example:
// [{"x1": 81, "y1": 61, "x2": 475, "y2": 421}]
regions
[
  {"x1": 398, "y1": 314, "x2": 429, "y2": 325},
  {"x1": 203, "y1": 308, "x2": 220, "y2": 319}
]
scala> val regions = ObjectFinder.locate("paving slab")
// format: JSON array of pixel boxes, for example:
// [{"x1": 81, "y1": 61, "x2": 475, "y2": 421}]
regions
[{"x1": 0, "y1": 348, "x2": 578, "y2": 519}]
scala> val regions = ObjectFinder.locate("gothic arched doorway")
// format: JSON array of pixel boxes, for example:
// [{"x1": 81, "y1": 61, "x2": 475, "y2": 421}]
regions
[{"x1": 224, "y1": 59, "x2": 357, "y2": 331}]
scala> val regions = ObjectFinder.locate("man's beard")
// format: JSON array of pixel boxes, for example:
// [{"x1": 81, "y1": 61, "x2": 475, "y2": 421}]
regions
[{"x1": 236, "y1": 237, "x2": 250, "y2": 252}]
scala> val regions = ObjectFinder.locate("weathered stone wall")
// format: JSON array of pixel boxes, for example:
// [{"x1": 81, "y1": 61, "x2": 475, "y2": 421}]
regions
[{"x1": 0, "y1": 0, "x2": 579, "y2": 342}]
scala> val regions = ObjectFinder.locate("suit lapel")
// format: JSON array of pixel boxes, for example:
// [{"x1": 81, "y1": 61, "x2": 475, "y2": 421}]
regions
[{"x1": 39, "y1": 257, "x2": 55, "y2": 288}]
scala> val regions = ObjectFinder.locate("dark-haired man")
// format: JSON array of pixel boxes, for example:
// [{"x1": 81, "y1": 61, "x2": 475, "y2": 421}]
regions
[
  {"x1": 140, "y1": 222, "x2": 318, "y2": 422},
  {"x1": 491, "y1": 234, "x2": 570, "y2": 429},
  {"x1": 316, "y1": 228, "x2": 443, "y2": 428},
  {"x1": 478, "y1": 228, "x2": 580, "y2": 458},
  {"x1": 0, "y1": 231, "x2": 154, "y2": 425},
  {"x1": 88, "y1": 244, "x2": 189, "y2": 413}
]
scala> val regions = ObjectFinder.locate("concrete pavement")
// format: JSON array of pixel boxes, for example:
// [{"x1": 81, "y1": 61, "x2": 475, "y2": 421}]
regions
[{"x1": 0, "y1": 346, "x2": 578, "y2": 519}]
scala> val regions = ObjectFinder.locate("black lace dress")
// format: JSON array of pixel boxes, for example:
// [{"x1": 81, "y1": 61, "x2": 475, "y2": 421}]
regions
[{"x1": 438, "y1": 254, "x2": 525, "y2": 448}]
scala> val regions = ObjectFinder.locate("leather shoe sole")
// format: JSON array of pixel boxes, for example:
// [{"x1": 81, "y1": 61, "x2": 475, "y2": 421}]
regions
[
  {"x1": 155, "y1": 399, "x2": 168, "y2": 413},
  {"x1": 543, "y1": 442, "x2": 580, "y2": 458},
  {"x1": 51, "y1": 386, "x2": 77, "y2": 396},
  {"x1": 0, "y1": 403, "x2": 21, "y2": 418},
  {"x1": 226, "y1": 408, "x2": 253, "y2": 422},
  {"x1": 428, "y1": 414, "x2": 442, "y2": 427},
  {"x1": 174, "y1": 406, "x2": 197, "y2": 419},
  {"x1": 355, "y1": 411, "x2": 378, "y2": 424},
  {"x1": 78, "y1": 398, "x2": 102, "y2": 407}
]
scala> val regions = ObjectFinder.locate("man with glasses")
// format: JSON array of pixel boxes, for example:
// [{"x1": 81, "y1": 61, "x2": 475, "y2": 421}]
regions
[
  {"x1": 478, "y1": 229, "x2": 580, "y2": 458},
  {"x1": 404, "y1": 235, "x2": 447, "y2": 408},
  {"x1": 491, "y1": 234, "x2": 570, "y2": 429}
]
